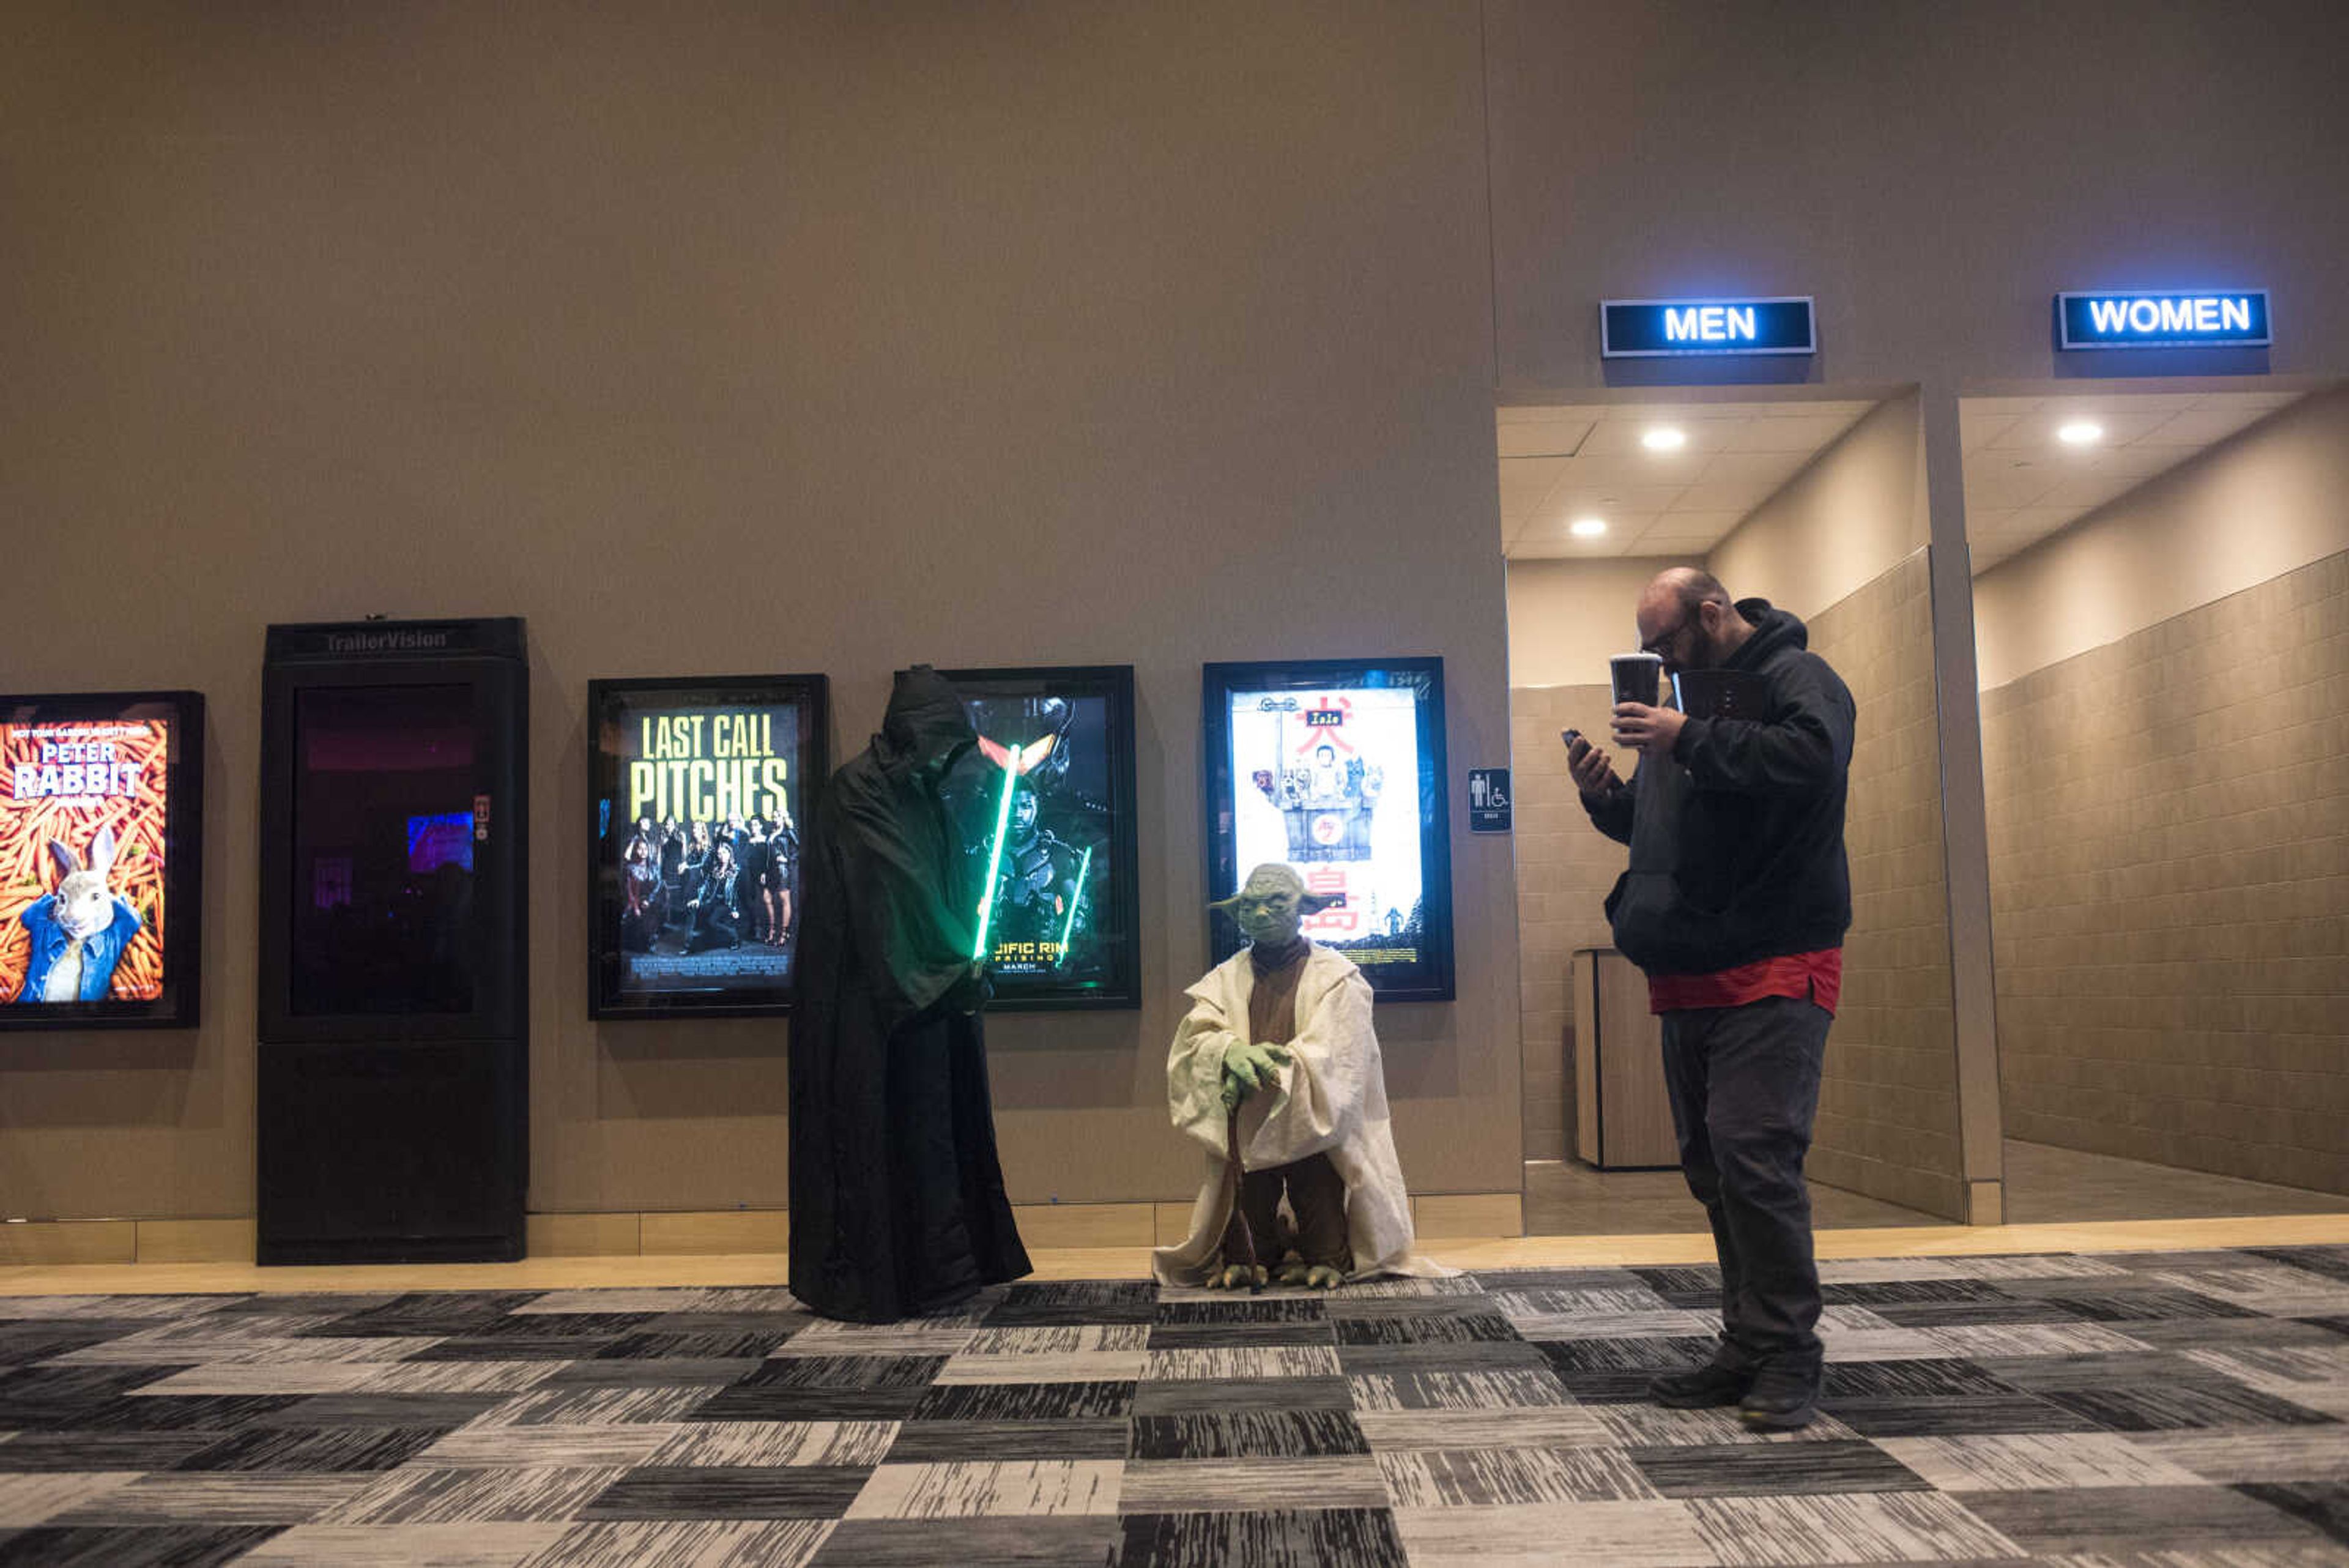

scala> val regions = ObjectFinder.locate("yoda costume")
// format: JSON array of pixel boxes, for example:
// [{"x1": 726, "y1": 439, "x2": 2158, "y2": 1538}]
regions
[{"x1": 1152, "y1": 865, "x2": 1447, "y2": 1288}]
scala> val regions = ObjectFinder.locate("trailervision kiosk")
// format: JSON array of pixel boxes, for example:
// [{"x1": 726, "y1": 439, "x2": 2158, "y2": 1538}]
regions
[{"x1": 256, "y1": 618, "x2": 529, "y2": 1263}]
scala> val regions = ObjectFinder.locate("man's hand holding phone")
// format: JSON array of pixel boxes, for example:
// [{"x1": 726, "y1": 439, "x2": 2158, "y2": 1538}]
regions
[{"x1": 1562, "y1": 728, "x2": 1622, "y2": 800}]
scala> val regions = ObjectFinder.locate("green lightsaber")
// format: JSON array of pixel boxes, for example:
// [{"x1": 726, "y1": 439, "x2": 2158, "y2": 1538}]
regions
[
  {"x1": 970, "y1": 761, "x2": 1022, "y2": 961},
  {"x1": 1054, "y1": 844, "x2": 1094, "y2": 966}
]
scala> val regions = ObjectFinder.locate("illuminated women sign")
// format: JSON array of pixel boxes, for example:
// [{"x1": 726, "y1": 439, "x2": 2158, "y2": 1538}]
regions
[
  {"x1": 2055, "y1": 290, "x2": 2270, "y2": 350},
  {"x1": 1600, "y1": 297, "x2": 1816, "y2": 358}
]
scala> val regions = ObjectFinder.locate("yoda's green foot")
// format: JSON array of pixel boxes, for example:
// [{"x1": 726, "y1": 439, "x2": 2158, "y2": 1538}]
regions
[{"x1": 1271, "y1": 1258, "x2": 1345, "y2": 1290}]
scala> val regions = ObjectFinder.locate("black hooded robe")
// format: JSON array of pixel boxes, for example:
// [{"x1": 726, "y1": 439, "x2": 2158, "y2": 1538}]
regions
[{"x1": 788, "y1": 667, "x2": 1031, "y2": 1322}]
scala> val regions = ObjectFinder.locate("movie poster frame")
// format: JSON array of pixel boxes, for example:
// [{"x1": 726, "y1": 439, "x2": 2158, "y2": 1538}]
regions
[
  {"x1": 587, "y1": 672, "x2": 829, "y2": 1021},
  {"x1": 938, "y1": 664, "x2": 1143, "y2": 1013},
  {"x1": 0, "y1": 689, "x2": 206, "y2": 1031},
  {"x1": 1201, "y1": 656, "x2": 1454, "y2": 1003}
]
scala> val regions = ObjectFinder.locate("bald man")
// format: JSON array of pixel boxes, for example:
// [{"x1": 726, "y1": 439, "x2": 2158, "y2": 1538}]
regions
[{"x1": 1567, "y1": 568, "x2": 1855, "y2": 1431}]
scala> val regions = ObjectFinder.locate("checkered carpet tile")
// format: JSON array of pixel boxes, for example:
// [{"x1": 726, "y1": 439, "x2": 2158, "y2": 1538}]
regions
[{"x1": 0, "y1": 1247, "x2": 2343, "y2": 1564}]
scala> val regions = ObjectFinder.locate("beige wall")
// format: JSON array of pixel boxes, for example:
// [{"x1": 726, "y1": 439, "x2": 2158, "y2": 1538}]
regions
[
  {"x1": 1508, "y1": 684, "x2": 1625, "y2": 1161},
  {"x1": 1976, "y1": 387, "x2": 2349, "y2": 1194},
  {"x1": 1504, "y1": 554, "x2": 1688, "y2": 1159},
  {"x1": 0, "y1": 3, "x2": 1521, "y2": 1219},
  {"x1": 1709, "y1": 393, "x2": 1964, "y2": 1215},
  {"x1": 1487, "y1": 1, "x2": 2349, "y2": 390},
  {"x1": 1506, "y1": 557, "x2": 1698, "y2": 690},
  {"x1": 1973, "y1": 387, "x2": 2349, "y2": 688},
  {"x1": 1709, "y1": 392, "x2": 1926, "y2": 622},
  {"x1": 1805, "y1": 554, "x2": 1966, "y2": 1219},
  {"x1": 1984, "y1": 551, "x2": 2349, "y2": 1194}
]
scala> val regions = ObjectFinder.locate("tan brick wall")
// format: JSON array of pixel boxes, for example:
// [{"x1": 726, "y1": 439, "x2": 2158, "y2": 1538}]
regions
[
  {"x1": 1806, "y1": 551, "x2": 1967, "y2": 1219},
  {"x1": 1983, "y1": 550, "x2": 2349, "y2": 1195},
  {"x1": 1508, "y1": 549, "x2": 1967, "y2": 1219},
  {"x1": 1509, "y1": 683, "x2": 1627, "y2": 1159}
]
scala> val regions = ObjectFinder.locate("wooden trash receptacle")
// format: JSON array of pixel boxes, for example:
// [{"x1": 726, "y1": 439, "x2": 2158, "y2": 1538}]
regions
[{"x1": 1572, "y1": 947, "x2": 1679, "y2": 1170}]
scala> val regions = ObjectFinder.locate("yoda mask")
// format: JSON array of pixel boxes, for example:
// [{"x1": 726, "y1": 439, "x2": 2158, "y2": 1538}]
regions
[
  {"x1": 1203, "y1": 864, "x2": 1338, "y2": 1120},
  {"x1": 1215, "y1": 862, "x2": 1332, "y2": 948}
]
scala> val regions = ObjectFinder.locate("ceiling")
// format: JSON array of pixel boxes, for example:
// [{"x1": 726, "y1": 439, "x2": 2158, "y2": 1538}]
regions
[
  {"x1": 1961, "y1": 390, "x2": 2307, "y2": 570},
  {"x1": 1497, "y1": 399, "x2": 1878, "y2": 559}
]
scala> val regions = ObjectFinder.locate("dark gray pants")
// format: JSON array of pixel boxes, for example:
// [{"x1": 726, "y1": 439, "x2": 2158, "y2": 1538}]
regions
[{"x1": 1660, "y1": 995, "x2": 1831, "y2": 1364}]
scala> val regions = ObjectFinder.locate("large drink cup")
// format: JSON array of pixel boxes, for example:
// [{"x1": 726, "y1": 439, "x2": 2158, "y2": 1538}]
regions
[{"x1": 1610, "y1": 652, "x2": 1663, "y2": 708}]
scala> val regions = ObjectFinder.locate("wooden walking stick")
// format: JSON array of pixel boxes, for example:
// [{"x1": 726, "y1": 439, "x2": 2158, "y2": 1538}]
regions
[{"x1": 1217, "y1": 1104, "x2": 1264, "y2": 1293}]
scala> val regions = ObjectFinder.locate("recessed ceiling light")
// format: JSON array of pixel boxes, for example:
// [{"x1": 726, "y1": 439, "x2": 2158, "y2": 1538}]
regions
[
  {"x1": 1570, "y1": 517, "x2": 1608, "y2": 537},
  {"x1": 1641, "y1": 426, "x2": 1688, "y2": 451},
  {"x1": 2057, "y1": 420, "x2": 2104, "y2": 446}
]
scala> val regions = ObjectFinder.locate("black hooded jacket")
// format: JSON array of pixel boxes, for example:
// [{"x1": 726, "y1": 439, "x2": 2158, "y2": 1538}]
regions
[
  {"x1": 787, "y1": 666, "x2": 1031, "y2": 1321},
  {"x1": 1585, "y1": 600, "x2": 1855, "y2": 977}
]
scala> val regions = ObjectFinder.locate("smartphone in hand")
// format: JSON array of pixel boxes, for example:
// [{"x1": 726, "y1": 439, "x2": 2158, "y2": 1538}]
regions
[{"x1": 1562, "y1": 727, "x2": 1619, "y2": 795}]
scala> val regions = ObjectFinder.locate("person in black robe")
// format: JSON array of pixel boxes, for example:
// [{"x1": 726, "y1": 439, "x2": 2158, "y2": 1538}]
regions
[{"x1": 788, "y1": 666, "x2": 1031, "y2": 1322}]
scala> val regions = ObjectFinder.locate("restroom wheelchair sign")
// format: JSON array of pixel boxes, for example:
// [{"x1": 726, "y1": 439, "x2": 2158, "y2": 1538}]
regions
[
  {"x1": 1469, "y1": 768, "x2": 1511, "y2": 833},
  {"x1": 1600, "y1": 296, "x2": 1816, "y2": 358},
  {"x1": 2055, "y1": 289, "x2": 2270, "y2": 350}
]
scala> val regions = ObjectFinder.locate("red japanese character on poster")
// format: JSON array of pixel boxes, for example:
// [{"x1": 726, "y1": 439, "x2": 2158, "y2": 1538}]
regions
[{"x1": 1302, "y1": 866, "x2": 1359, "y2": 936}]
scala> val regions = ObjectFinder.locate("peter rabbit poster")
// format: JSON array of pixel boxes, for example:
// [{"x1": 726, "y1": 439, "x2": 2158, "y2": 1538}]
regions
[{"x1": 0, "y1": 691, "x2": 204, "y2": 1027}]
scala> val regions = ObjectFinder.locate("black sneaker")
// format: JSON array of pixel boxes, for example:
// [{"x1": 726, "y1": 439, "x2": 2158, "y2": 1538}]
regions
[
  {"x1": 1647, "y1": 1359, "x2": 1754, "y2": 1408},
  {"x1": 1737, "y1": 1354, "x2": 1822, "y2": 1430}
]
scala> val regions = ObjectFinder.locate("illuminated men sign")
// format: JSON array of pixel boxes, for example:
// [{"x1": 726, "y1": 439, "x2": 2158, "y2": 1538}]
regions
[
  {"x1": 1600, "y1": 297, "x2": 1816, "y2": 358},
  {"x1": 2056, "y1": 290, "x2": 2270, "y2": 350}
]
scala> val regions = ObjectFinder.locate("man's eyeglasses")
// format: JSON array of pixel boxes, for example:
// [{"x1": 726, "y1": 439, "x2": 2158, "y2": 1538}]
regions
[{"x1": 1639, "y1": 617, "x2": 1691, "y2": 660}]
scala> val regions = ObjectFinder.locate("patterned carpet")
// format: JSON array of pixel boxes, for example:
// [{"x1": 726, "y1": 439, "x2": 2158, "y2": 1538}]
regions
[{"x1": 0, "y1": 1247, "x2": 2345, "y2": 1566}]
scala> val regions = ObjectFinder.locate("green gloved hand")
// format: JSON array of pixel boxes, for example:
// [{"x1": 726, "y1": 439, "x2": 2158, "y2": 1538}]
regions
[{"x1": 1220, "y1": 1040, "x2": 1291, "y2": 1110}]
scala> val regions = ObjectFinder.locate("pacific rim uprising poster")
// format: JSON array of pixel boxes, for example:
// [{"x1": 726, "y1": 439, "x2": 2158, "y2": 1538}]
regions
[
  {"x1": 938, "y1": 667, "x2": 1139, "y2": 1010},
  {"x1": 590, "y1": 675, "x2": 827, "y2": 1018}
]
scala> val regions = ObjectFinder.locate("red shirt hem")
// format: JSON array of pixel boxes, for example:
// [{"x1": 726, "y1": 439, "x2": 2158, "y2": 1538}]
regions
[{"x1": 1647, "y1": 948, "x2": 1841, "y2": 1016}]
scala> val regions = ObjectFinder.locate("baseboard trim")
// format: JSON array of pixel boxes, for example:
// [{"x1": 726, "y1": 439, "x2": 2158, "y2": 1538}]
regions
[
  {"x1": 0, "y1": 1220, "x2": 136, "y2": 1266},
  {"x1": 0, "y1": 1192, "x2": 1529, "y2": 1265}
]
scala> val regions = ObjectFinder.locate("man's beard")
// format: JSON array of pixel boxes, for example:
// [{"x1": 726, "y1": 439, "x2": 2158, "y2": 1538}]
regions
[{"x1": 1676, "y1": 626, "x2": 1729, "y2": 673}]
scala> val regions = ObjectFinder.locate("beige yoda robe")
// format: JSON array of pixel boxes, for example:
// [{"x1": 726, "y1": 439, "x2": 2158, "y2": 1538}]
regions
[{"x1": 1152, "y1": 942, "x2": 1450, "y2": 1286}]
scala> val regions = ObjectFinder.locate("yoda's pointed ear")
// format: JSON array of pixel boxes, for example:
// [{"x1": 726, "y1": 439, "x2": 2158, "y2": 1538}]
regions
[
  {"x1": 1206, "y1": 892, "x2": 1247, "y2": 920},
  {"x1": 1298, "y1": 890, "x2": 1341, "y2": 916}
]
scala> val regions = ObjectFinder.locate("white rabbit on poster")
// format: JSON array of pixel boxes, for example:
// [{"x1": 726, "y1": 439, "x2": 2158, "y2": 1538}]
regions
[{"x1": 17, "y1": 825, "x2": 144, "y2": 1003}]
